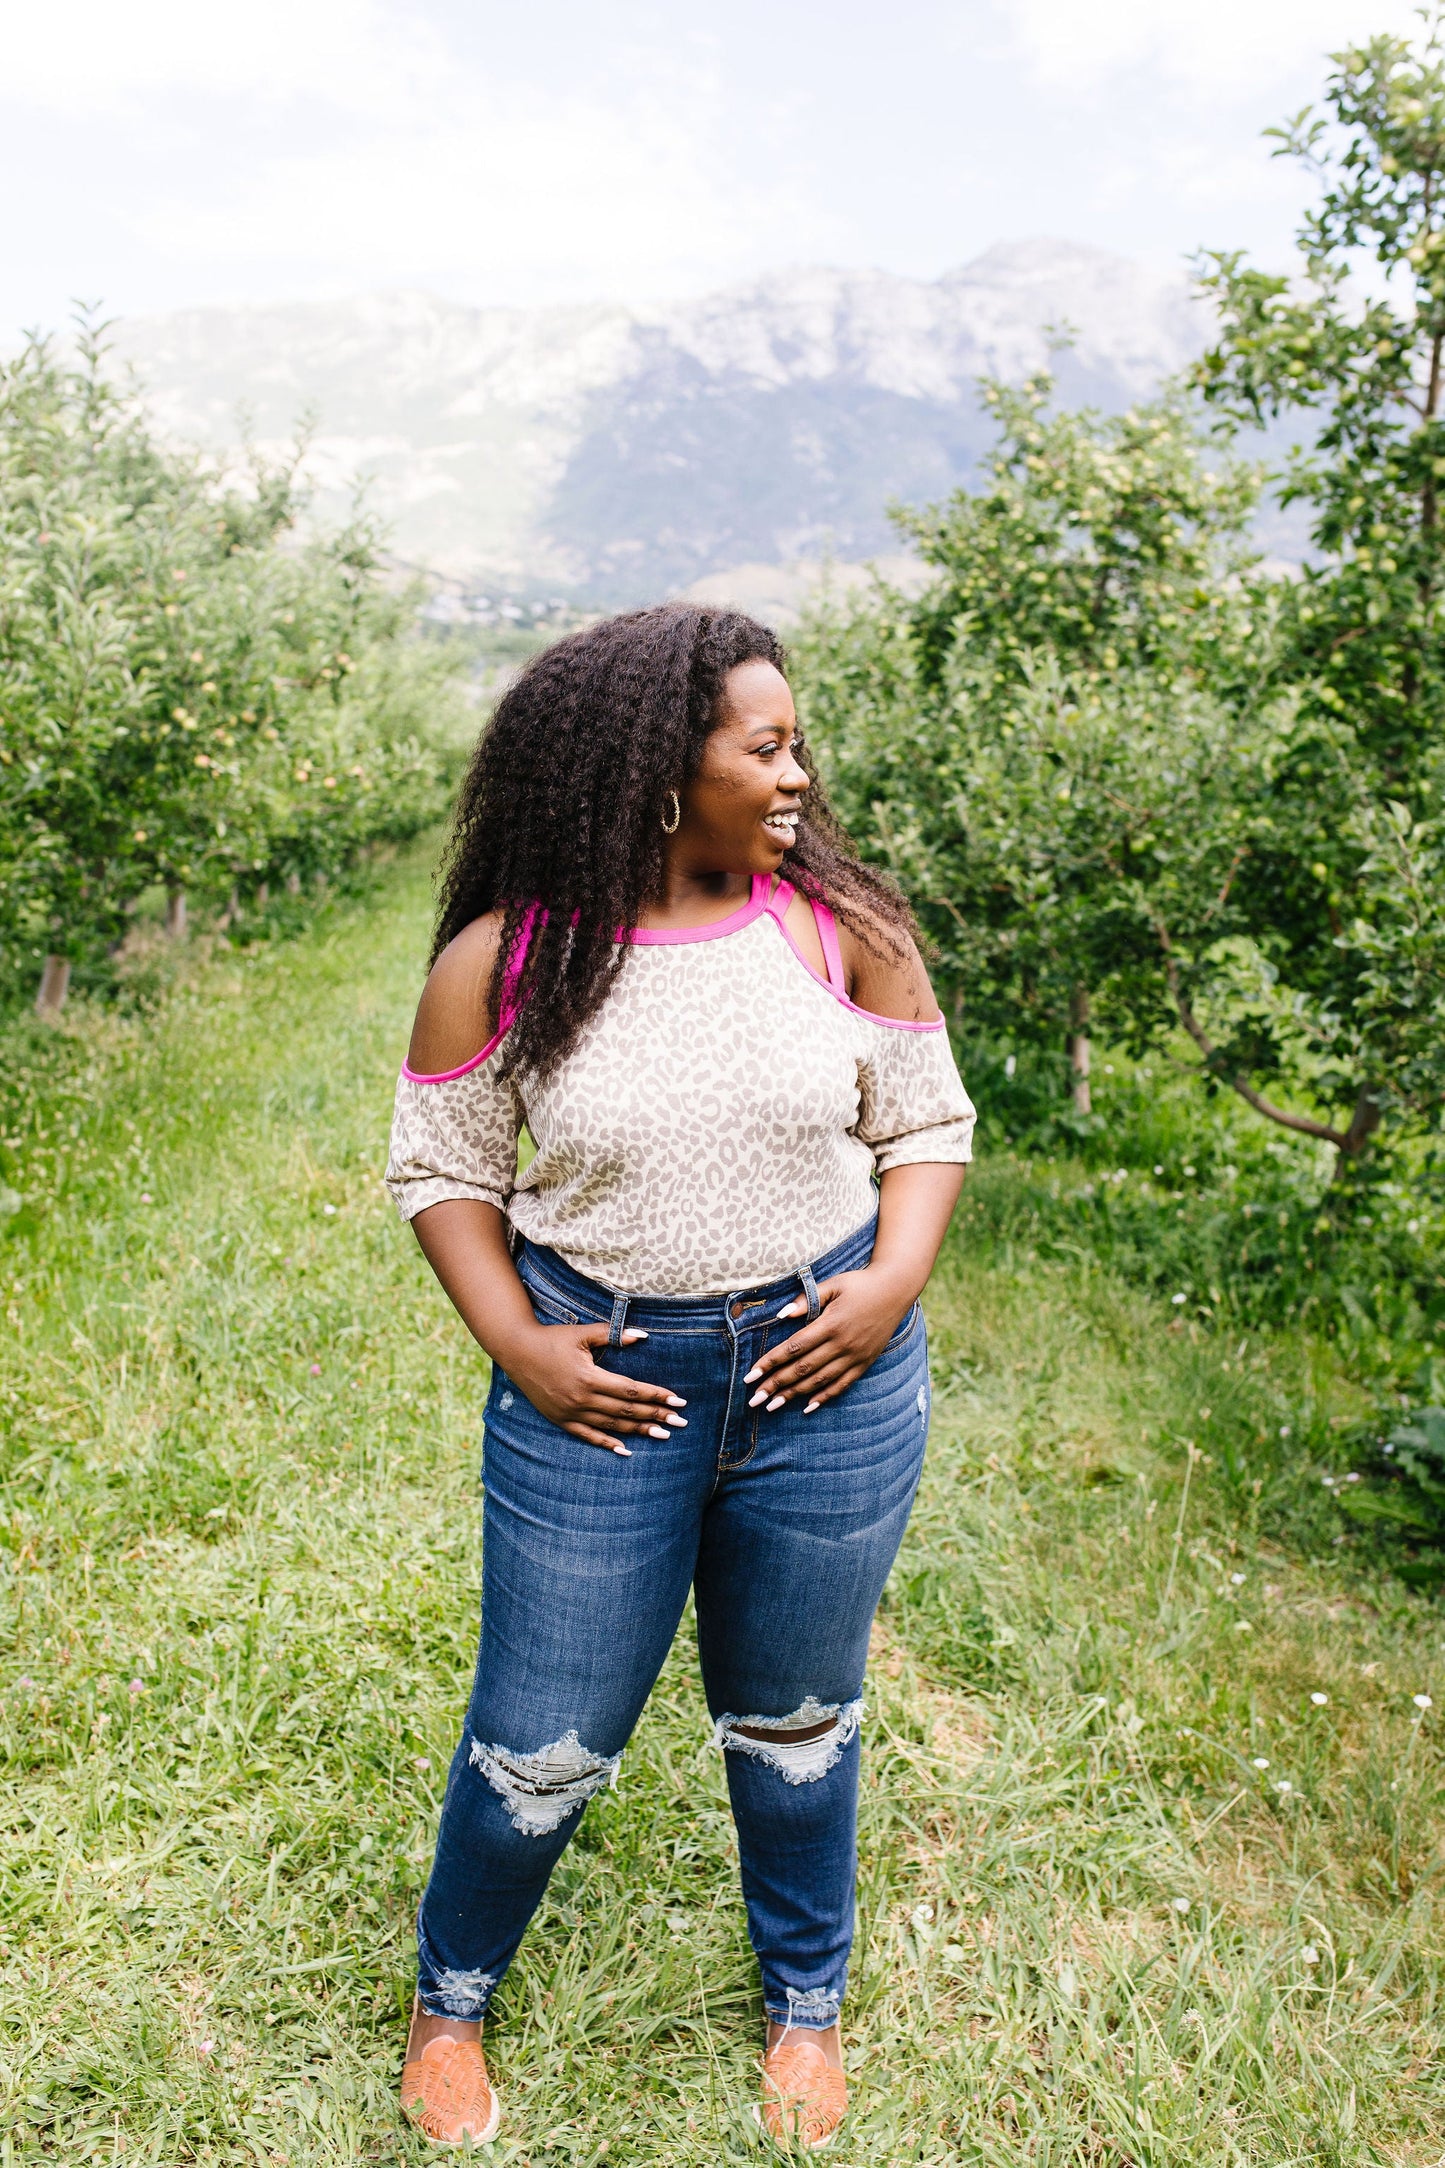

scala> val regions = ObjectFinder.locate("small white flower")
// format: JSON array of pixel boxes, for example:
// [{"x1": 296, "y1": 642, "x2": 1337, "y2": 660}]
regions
[
  {"x1": 1280, "y1": 1425, "x2": 1291, "y2": 1438},
  {"x1": 1252, "y1": 1756, "x2": 1269, "y2": 1769},
  {"x1": 322, "y1": 1203, "x2": 337, "y2": 1216},
  {"x1": 1276, "y1": 1780, "x2": 1293, "y2": 1794},
  {"x1": 1171, "y1": 1293, "x2": 1188, "y2": 1306},
  {"x1": 1230, "y1": 1572, "x2": 1246, "y2": 1585},
  {"x1": 1234, "y1": 1619, "x2": 1252, "y2": 1631},
  {"x1": 1172, "y1": 1896, "x2": 1190, "y2": 1913},
  {"x1": 1310, "y1": 1692, "x2": 1329, "y2": 1706},
  {"x1": 1300, "y1": 1945, "x2": 1320, "y2": 1966}
]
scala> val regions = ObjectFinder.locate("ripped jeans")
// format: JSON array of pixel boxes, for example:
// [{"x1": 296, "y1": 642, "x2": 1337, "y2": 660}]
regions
[{"x1": 415, "y1": 1213, "x2": 929, "y2": 2032}]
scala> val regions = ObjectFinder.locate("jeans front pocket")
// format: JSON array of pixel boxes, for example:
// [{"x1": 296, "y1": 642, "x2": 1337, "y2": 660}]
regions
[
  {"x1": 516, "y1": 1263, "x2": 583, "y2": 1329},
  {"x1": 882, "y1": 1299, "x2": 922, "y2": 1352}
]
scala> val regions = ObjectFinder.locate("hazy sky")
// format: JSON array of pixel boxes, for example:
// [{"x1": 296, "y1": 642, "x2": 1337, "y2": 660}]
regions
[{"x1": 0, "y1": 0, "x2": 1425, "y2": 335}]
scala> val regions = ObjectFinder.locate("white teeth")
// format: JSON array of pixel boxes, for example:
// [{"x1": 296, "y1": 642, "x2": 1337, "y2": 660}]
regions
[{"x1": 763, "y1": 812, "x2": 799, "y2": 832}]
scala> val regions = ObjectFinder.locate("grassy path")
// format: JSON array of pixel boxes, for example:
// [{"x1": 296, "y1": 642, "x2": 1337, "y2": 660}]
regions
[{"x1": 2, "y1": 855, "x2": 1444, "y2": 2166}]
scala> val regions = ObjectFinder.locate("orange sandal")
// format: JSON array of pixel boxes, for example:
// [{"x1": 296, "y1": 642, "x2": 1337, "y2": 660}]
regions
[
  {"x1": 400, "y1": 2034, "x2": 502, "y2": 2148},
  {"x1": 757, "y1": 2032, "x2": 849, "y2": 2151}
]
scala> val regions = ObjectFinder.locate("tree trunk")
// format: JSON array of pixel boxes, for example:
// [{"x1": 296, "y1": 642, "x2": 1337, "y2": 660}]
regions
[
  {"x1": 164, "y1": 887, "x2": 188, "y2": 939},
  {"x1": 35, "y1": 954, "x2": 71, "y2": 1018},
  {"x1": 255, "y1": 881, "x2": 269, "y2": 908},
  {"x1": 1068, "y1": 984, "x2": 1092, "y2": 1116},
  {"x1": 216, "y1": 886, "x2": 241, "y2": 931},
  {"x1": 285, "y1": 871, "x2": 301, "y2": 896},
  {"x1": 1333, "y1": 1086, "x2": 1383, "y2": 1178}
]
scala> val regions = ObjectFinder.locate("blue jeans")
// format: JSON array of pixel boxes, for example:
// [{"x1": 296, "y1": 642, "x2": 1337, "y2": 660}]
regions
[{"x1": 415, "y1": 1214, "x2": 930, "y2": 2032}]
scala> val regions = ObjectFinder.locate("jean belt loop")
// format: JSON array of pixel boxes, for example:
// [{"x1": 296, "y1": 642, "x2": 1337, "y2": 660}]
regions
[
  {"x1": 797, "y1": 1260, "x2": 821, "y2": 1324},
  {"x1": 607, "y1": 1292, "x2": 630, "y2": 1349}
]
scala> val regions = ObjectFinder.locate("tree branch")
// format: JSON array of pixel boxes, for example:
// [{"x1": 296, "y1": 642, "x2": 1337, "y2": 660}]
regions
[
  {"x1": 1206, "y1": 845, "x2": 1248, "y2": 921},
  {"x1": 1152, "y1": 922, "x2": 1350, "y2": 1149}
]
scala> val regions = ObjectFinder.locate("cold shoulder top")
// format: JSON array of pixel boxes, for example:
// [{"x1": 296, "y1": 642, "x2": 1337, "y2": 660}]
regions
[{"x1": 384, "y1": 875, "x2": 975, "y2": 1296}]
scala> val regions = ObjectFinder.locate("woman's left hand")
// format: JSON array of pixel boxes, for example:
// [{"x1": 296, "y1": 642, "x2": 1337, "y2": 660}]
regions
[{"x1": 741, "y1": 1265, "x2": 916, "y2": 1414}]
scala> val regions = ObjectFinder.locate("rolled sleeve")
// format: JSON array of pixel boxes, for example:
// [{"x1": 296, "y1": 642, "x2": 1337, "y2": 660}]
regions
[
  {"x1": 383, "y1": 1065, "x2": 522, "y2": 1224},
  {"x1": 855, "y1": 1024, "x2": 976, "y2": 1173}
]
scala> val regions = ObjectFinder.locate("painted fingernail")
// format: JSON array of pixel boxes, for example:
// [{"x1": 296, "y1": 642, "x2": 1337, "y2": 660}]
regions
[
  {"x1": 743, "y1": 1365, "x2": 762, "y2": 1384},
  {"x1": 804, "y1": 1400, "x2": 821, "y2": 1414},
  {"x1": 766, "y1": 1394, "x2": 786, "y2": 1412},
  {"x1": 621, "y1": 1328, "x2": 649, "y2": 1340},
  {"x1": 749, "y1": 1389, "x2": 767, "y2": 1407},
  {"x1": 776, "y1": 1301, "x2": 803, "y2": 1317},
  {"x1": 665, "y1": 1414, "x2": 687, "y2": 1427},
  {"x1": 613, "y1": 1444, "x2": 633, "y2": 1456},
  {"x1": 646, "y1": 1425, "x2": 668, "y2": 1440},
  {"x1": 665, "y1": 1394, "x2": 687, "y2": 1407}
]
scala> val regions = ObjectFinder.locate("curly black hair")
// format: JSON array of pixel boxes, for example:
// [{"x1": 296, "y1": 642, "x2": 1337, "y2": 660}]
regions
[{"x1": 431, "y1": 603, "x2": 915, "y2": 1080}]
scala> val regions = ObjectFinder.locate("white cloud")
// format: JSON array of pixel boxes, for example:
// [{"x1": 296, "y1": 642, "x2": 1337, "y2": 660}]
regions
[
  {"x1": 1, "y1": 1, "x2": 836, "y2": 306},
  {"x1": 1007, "y1": 0, "x2": 1422, "y2": 94},
  {"x1": 0, "y1": 0, "x2": 1427, "y2": 329},
  {"x1": 135, "y1": 78, "x2": 835, "y2": 297},
  {"x1": 2, "y1": 0, "x2": 440, "y2": 114}
]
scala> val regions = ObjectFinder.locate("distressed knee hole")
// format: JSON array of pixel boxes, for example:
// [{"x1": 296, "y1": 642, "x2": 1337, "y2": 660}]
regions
[
  {"x1": 467, "y1": 1728, "x2": 621, "y2": 1835},
  {"x1": 712, "y1": 1696, "x2": 863, "y2": 1784}
]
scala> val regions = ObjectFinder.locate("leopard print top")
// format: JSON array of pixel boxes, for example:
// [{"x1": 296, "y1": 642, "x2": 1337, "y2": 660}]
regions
[{"x1": 384, "y1": 877, "x2": 975, "y2": 1295}]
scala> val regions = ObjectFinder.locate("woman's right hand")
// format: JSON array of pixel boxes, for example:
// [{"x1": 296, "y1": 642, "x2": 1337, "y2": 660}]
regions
[
  {"x1": 408, "y1": 1198, "x2": 685, "y2": 1456},
  {"x1": 498, "y1": 1322, "x2": 686, "y2": 1455}
]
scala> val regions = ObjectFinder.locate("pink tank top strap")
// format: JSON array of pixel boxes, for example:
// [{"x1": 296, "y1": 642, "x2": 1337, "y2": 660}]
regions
[
  {"x1": 812, "y1": 898, "x2": 847, "y2": 996},
  {"x1": 497, "y1": 903, "x2": 542, "y2": 1030}
]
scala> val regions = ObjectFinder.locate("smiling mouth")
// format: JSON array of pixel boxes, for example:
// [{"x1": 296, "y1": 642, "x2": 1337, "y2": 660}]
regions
[{"x1": 762, "y1": 810, "x2": 800, "y2": 841}]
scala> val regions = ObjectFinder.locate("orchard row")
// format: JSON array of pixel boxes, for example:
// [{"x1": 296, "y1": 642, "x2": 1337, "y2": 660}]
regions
[{"x1": 0, "y1": 324, "x2": 463, "y2": 1012}]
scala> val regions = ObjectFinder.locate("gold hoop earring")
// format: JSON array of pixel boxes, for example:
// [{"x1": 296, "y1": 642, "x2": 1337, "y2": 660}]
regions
[{"x1": 661, "y1": 791, "x2": 681, "y2": 835}]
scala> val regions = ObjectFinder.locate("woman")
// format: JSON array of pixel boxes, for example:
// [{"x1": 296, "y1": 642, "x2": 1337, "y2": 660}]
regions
[{"x1": 385, "y1": 605, "x2": 974, "y2": 2149}]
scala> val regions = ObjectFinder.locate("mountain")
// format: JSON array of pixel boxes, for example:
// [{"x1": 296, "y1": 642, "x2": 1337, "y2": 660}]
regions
[{"x1": 114, "y1": 240, "x2": 1210, "y2": 604}]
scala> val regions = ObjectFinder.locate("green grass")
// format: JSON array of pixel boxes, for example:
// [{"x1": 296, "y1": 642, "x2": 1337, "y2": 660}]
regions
[{"x1": 3, "y1": 849, "x2": 1445, "y2": 2165}]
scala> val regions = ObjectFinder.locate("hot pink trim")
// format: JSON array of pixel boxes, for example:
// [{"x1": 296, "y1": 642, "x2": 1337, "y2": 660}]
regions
[
  {"x1": 402, "y1": 904, "x2": 539, "y2": 1083},
  {"x1": 813, "y1": 900, "x2": 847, "y2": 996},
  {"x1": 498, "y1": 902, "x2": 541, "y2": 1021},
  {"x1": 768, "y1": 905, "x2": 946, "y2": 1031},
  {"x1": 402, "y1": 879, "x2": 943, "y2": 1079},
  {"x1": 762, "y1": 876, "x2": 796, "y2": 925},
  {"x1": 402, "y1": 1022, "x2": 511, "y2": 1084},
  {"x1": 629, "y1": 875, "x2": 770, "y2": 945}
]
